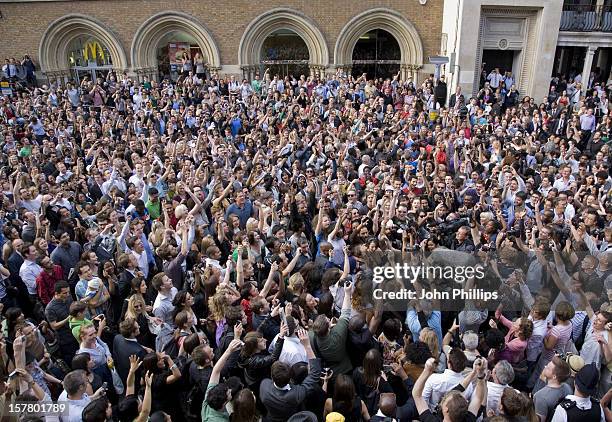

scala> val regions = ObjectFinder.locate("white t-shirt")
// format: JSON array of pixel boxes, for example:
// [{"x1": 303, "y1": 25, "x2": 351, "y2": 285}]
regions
[{"x1": 58, "y1": 390, "x2": 91, "y2": 422}]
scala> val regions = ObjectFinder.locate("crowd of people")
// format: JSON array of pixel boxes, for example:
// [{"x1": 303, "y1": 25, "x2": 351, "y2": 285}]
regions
[{"x1": 0, "y1": 54, "x2": 611, "y2": 422}]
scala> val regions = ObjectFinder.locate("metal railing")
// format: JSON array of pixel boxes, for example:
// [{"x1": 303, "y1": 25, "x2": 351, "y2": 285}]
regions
[{"x1": 560, "y1": 4, "x2": 612, "y2": 32}]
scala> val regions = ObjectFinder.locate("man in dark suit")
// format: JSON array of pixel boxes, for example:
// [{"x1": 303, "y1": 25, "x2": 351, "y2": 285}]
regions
[
  {"x1": 112, "y1": 318, "x2": 148, "y2": 385},
  {"x1": 7, "y1": 239, "x2": 32, "y2": 314},
  {"x1": 87, "y1": 173, "x2": 105, "y2": 202},
  {"x1": 449, "y1": 86, "x2": 464, "y2": 108},
  {"x1": 110, "y1": 253, "x2": 137, "y2": 327},
  {"x1": 551, "y1": 111, "x2": 569, "y2": 136},
  {"x1": 7, "y1": 238, "x2": 25, "y2": 281},
  {"x1": 260, "y1": 329, "x2": 322, "y2": 422},
  {"x1": 434, "y1": 75, "x2": 448, "y2": 107},
  {"x1": 549, "y1": 103, "x2": 561, "y2": 119}
]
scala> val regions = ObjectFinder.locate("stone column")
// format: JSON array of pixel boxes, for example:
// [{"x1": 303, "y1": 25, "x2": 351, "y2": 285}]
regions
[
  {"x1": 240, "y1": 65, "x2": 249, "y2": 80},
  {"x1": 408, "y1": 65, "x2": 422, "y2": 84},
  {"x1": 400, "y1": 64, "x2": 410, "y2": 82},
  {"x1": 309, "y1": 65, "x2": 324, "y2": 78},
  {"x1": 556, "y1": 48, "x2": 566, "y2": 76},
  {"x1": 581, "y1": 46, "x2": 597, "y2": 94}
]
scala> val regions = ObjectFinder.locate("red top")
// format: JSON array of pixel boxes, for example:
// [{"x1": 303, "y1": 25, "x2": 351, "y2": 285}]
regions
[{"x1": 35, "y1": 265, "x2": 64, "y2": 305}]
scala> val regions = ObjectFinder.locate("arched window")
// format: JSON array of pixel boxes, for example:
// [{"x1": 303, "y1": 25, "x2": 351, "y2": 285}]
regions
[
  {"x1": 67, "y1": 36, "x2": 114, "y2": 84},
  {"x1": 351, "y1": 29, "x2": 401, "y2": 80},
  {"x1": 260, "y1": 29, "x2": 310, "y2": 78},
  {"x1": 152, "y1": 31, "x2": 203, "y2": 81}
]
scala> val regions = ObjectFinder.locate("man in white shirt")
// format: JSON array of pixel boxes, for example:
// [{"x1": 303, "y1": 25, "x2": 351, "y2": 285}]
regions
[
  {"x1": 128, "y1": 163, "x2": 146, "y2": 192},
  {"x1": 464, "y1": 359, "x2": 514, "y2": 415},
  {"x1": 422, "y1": 348, "x2": 468, "y2": 410},
  {"x1": 151, "y1": 272, "x2": 178, "y2": 327},
  {"x1": 504, "y1": 71, "x2": 515, "y2": 90},
  {"x1": 269, "y1": 316, "x2": 307, "y2": 366},
  {"x1": 19, "y1": 243, "x2": 42, "y2": 296},
  {"x1": 487, "y1": 68, "x2": 503, "y2": 89},
  {"x1": 59, "y1": 369, "x2": 106, "y2": 422},
  {"x1": 553, "y1": 165, "x2": 575, "y2": 192}
]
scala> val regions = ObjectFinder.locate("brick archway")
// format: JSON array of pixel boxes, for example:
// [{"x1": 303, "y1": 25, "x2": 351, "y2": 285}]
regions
[
  {"x1": 238, "y1": 8, "x2": 329, "y2": 78},
  {"x1": 131, "y1": 11, "x2": 221, "y2": 79},
  {"x1": 39, "y1": 14, "x2": 128, "y2": 80},
  {"x1": 334, "y1": 8, "x2": 424, "y2": 80}
]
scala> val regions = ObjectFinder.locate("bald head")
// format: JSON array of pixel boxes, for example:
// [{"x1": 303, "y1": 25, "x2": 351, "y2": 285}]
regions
[{"x1": 378, "y1": 393, "x2": 397, "y2": 417}]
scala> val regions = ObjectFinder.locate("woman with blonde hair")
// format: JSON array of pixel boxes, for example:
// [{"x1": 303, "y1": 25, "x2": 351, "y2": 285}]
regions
[
  {"x1": 420, "y1": 327, "x2": 447, "y2": 373},
  {"x1": 33, "y1": 237, "x2": 50, "y2": 258},
  {"x1": 124, "y1": 295, "x2": 156, "y2": 348},
  {"x1": 287, "y1": 272, "x2": 305, "y2": 301},
  {"x1": 208, "y1": 284, "x2": 241, "y2": 345},
  {"x1": 148, "y1": 221, "x2": 165, "y2": 248}
]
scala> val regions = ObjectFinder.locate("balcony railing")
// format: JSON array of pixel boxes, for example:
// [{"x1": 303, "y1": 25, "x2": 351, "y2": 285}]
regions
[{"x1": 560, "y1": 4, "x2": 612, "y2": 32}]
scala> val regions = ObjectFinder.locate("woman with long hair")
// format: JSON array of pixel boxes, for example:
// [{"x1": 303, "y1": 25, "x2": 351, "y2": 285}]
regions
[
  {"x1": 141, "y1": 351, "x2": 182, "y2": 420},
  {"x1": 172, "y1": 290, "x2": 198, "y2": 328},
  {"x1": 33, "y1": 237, "x2": 51, "y2": 258},
  {"x1": 238, "y1": 323, "x2": 286, "y2": 394},
  {"x1": 124, "y1": 295, "x2": 156, "y2": 349},
  {"x1": 420, "y1": 327, "x2": 447, "y2": 373},
  {"x1": 352, "y1": 348, "x2": 393, "y2": 415},
  {"x1": 324, "y1": 374, "x2": 370, "y2": 421}
]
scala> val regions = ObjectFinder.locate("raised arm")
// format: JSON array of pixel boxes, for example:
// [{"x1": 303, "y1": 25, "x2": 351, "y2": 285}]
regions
[
  {"x1": 413, "y1": 357, "x2": 436, "y2": 415},
  {"x1": 125, "y1": 355, "x2": 141, "y2": 396},
  {"x1": 210, "y1": 339, "x2": 242, "y2": 385},
  {"x1": 260, "y1": 262, "x2": 279, "y2": 298},
  {"x1": 134, "y1": 372, "x2": 153, "y2": 422},
  {"x1": 281, "y1": 249, "x2": 302, "y2": 278}
]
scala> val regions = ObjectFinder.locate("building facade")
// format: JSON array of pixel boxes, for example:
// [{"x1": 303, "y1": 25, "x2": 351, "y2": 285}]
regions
[
  {"x1": 442, "y1": 0, "x2": 612, "y2": 103},
  {"x1": 0, "y1": 0, "x2": 443, "y2": 85}
]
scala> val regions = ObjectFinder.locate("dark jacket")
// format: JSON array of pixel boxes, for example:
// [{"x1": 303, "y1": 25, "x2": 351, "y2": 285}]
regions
[
  {"x1": 239, "y1": 337, "x2": 284, "y2": 387},
  {"x1": 434, "y1": 81, "x2": 448, "y2": 106},
  {"x1": 7, "y1": 251, "x2": 24, "y2": 284},
  {"x1": 112, "y1": 334, "x2": 147, "y2": 385},
  {"x1": 260, "y1": 358, "x2": 322, "y2": 422}
]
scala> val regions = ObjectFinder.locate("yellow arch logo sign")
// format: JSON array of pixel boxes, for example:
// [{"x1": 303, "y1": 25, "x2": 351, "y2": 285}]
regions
[{"x1": 82, "y1": 41, "x2": 106, "y2": 62}]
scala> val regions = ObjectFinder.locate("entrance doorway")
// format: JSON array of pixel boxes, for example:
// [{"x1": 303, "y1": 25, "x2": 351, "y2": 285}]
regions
[
  {"x1": 480, "y1": 49, "x2": 516, "y2": 88},
  {"x1": 481, "y1": 49, "x2": 515, "y2": 75}
]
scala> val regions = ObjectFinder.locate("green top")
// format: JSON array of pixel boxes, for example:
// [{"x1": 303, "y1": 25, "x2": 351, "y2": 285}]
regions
[
  {"x1": 309, "y1": 307, "x2": 352, "y2": 377},
  {"x1": 146, "y1": 199, "x2": 161, "y2": 220},
  {"x1": 201, "y1": 383, "x2": 230, "y2": 422},
  {"x1": 251, "y1": 79, "x2": 262, "y2": 95},
  {"x1": 18, "y1": 146, "x2": 31, "y2": 157}
]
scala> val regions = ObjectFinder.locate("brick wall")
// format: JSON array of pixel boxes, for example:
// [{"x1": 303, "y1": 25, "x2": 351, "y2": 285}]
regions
[{"x1": 0, "y1": 0, "x2": 443, "y2": 71}]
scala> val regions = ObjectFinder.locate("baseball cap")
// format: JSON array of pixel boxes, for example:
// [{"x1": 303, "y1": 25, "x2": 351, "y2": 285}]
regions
[{"x1": 575, "y1": 363, "x2": 599, "y2": 395}]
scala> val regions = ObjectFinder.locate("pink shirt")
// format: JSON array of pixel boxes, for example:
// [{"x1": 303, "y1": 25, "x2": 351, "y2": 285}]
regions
[{"x1": 497, "y1": 315, "x2": 527, "y2": 364}]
